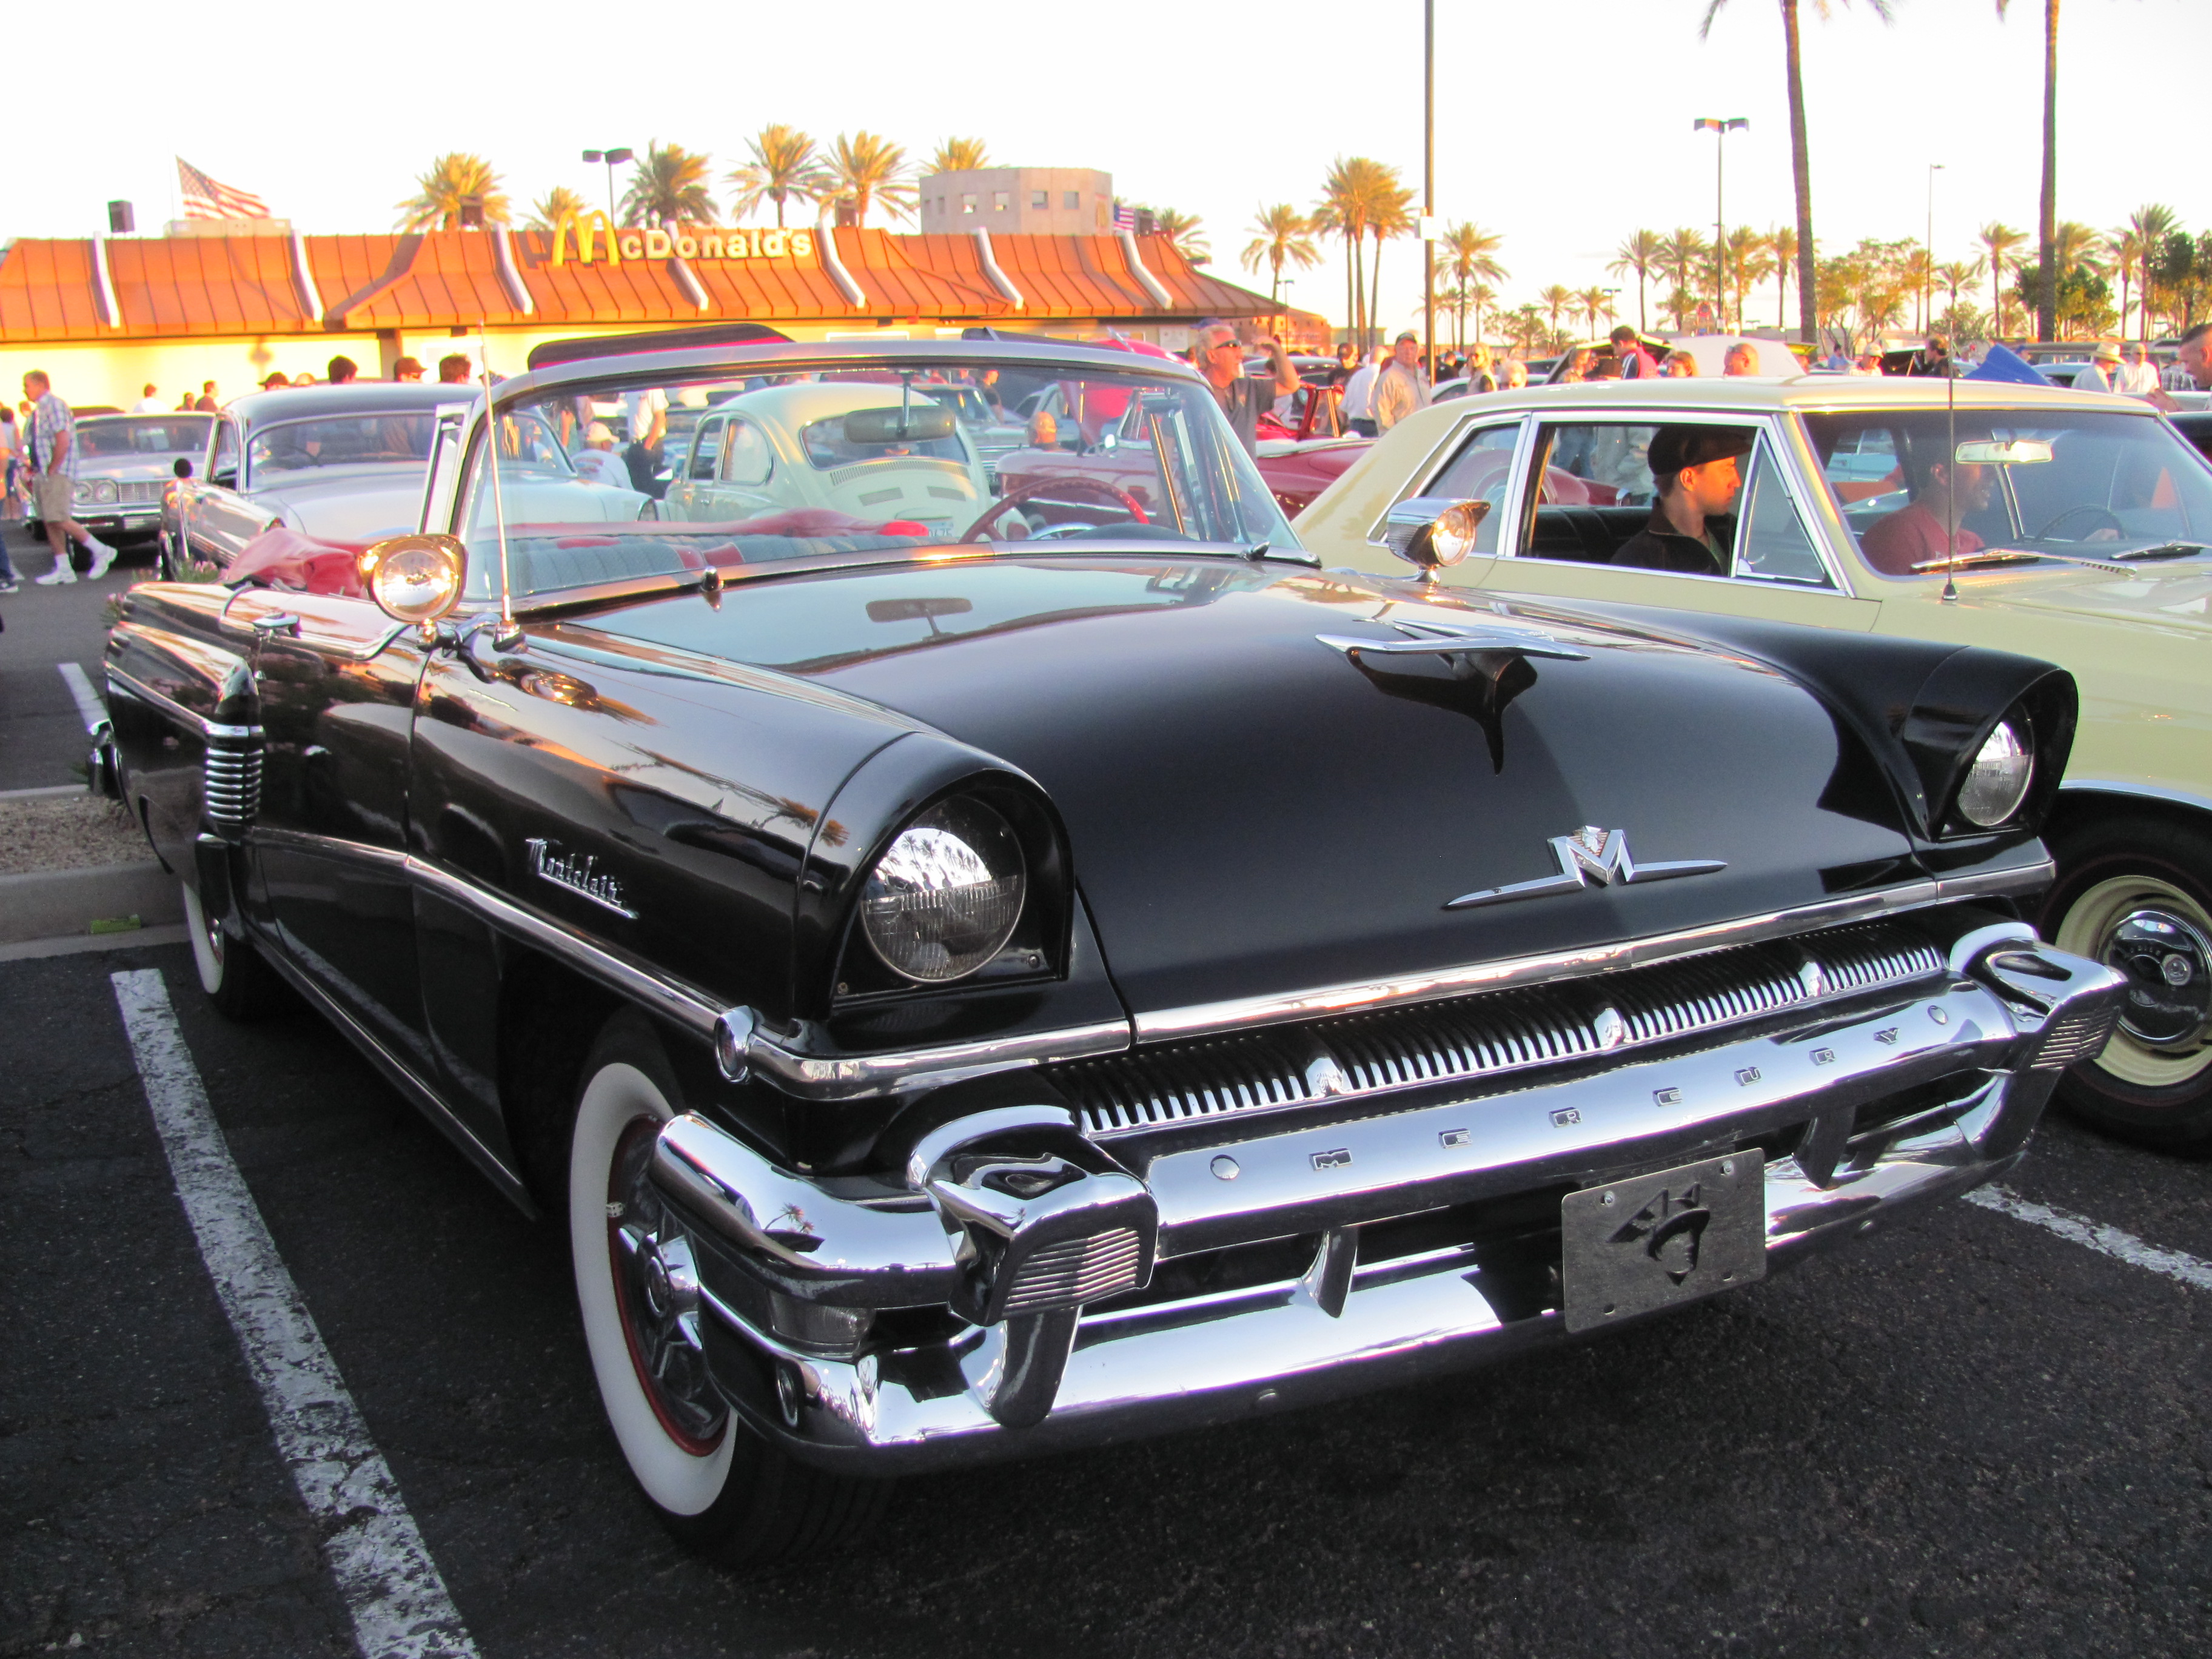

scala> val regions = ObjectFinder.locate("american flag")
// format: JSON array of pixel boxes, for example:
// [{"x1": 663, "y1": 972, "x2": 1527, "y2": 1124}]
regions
[
  {"x1": 177, "y1": 158, "x2": 272, "y2": 220},
  {"x1": 1111, "y1": 201, "x2": 1136, "y2": 233}
]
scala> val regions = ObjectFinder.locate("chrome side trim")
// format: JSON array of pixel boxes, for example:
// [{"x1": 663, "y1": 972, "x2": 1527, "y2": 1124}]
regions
[
  {"x1": 104, "y1": 665, "x2": 261, "y2": 743},
  {"x1": 743, "y1": 1019, "x2": 1132, "y2": 1102},
  {"x1": 1134, "y1": 869, "x2": 2053, "y2": 1044}
]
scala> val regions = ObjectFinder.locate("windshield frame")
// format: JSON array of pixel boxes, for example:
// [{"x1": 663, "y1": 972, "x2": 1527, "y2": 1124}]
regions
[
  {"x1": 439, "y1": 340, "x2": 1310, "y2": 615},
  {"x1": 75, "y1": 415, "x2": 215, "y2": 461}
]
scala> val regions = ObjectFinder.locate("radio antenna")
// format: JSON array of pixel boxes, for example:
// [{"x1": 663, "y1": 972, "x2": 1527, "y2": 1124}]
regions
[
  {"x1": 478, "y1": 319, "x2": 518, "y2": 642},
  {"x1": 1940, "y1": 343, "x2": 1960, "y2": 605}
]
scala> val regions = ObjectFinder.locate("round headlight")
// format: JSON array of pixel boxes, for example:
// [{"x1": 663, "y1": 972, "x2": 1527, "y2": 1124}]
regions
[
  {"x1": 90, "y1": 478, "x2": 118, "y2": 504},
  {"x1": 359, "y1": 532, "x2": 466, "y2": 625},
  {"x1": 861, "y1": 797, "x2": 1026, "y2": 984},
  {"x1": 1957, "y1": 719, "x2": 2034, "y2": 827}
]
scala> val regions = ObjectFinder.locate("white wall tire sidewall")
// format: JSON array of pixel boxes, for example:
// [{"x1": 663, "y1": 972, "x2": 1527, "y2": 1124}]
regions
[
  {"x1": 570, "y1": 1059, "x2": 735, "y2": 1517},
  {"x1": 181, "y1": 881, "x2": 226, "y2": 998}
]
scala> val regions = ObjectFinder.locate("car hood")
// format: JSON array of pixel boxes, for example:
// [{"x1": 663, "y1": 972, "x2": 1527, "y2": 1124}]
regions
[
  {"x1": 79, "y1": 454, "x2": 195, "y2": 482},
  {"x1": 250, "y1": 469, "x2": 425, "y2": 542},
  {"x1": 1957, "y1": 559, "x2": 2212, "y2": 635},
  {"x1": 586, "y1": 555, "x2": 1930, "y2": 1019}
]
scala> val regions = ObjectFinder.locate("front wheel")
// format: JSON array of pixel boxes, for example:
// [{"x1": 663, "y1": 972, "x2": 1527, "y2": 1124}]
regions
[
  {"x1": 568, "y1": 1013, "x2": 890, "y2": 1565},
  {"x1": 180, "y1": 879, "x2": 283, "y2": 1019},
  {"x1": 2043, "y1": 815, "x2": 2212, "y2": 1148}
]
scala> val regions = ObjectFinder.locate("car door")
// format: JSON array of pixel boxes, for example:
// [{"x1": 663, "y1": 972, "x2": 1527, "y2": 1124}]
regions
[
  {"x1": 1474, "y1": 412, "x2": 1880, "y2": 632},
  {"x1": 661, "y1": 413, "x2": 725, "y2": 520},
  {"x1": 192, "y1": 416, "x2": 270, "y2": 569},
  {"x1": 1351, "y1": 417, "x2": 1527, "y2": 588},
  {"x1": 179, "y1": 416, "x2": 244, "y2": 566},
  {"x1": 700, "y1": 414, "x2": 780, "y2": 520},
  {"x1": 220, "y1": 585, "x2": 435, "y2": 1077}
]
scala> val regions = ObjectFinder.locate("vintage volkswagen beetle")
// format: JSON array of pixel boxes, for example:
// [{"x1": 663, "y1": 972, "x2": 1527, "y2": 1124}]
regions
[
  {"x1": 1299, "y1": 376, "x2": 2212, "y2": 1148},
  {"x1": 101, "y1": 332, "x2": 2121, "y2": 1566},
  {"x1": 159, "y1": 381, "x2": 646, "y2": 576}
]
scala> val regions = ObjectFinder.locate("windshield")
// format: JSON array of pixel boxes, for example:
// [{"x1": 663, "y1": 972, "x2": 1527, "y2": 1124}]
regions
[
  {"x1": 1803, "y1": 407, "x2": 2212, "y2": 578},
  {"x1": 248, "y1": 413, "x2": 436, "y2": 477},
  {"x1": 459, "y1": 352, "x2": 1298, "y2": 600},
  {"x1": 78, "y1": 416, "x2": 212, "y2": 458}
]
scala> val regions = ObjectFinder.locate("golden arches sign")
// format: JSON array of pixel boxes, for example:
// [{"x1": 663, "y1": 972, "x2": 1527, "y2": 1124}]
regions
[{"x1": 549, "y1": 212, "x2": 817, "y2": 267}]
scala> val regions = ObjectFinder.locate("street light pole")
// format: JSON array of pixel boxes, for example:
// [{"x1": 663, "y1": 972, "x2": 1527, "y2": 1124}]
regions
[
  {"x1": 581, "y1": 147, "x2": 635, "y2": 221},
  {"x1": 1925, "y1": 163, "x2": 1945, "y2": 335},
  {"x1": 1423, "y1": 0, "x2": 1435, "y2": 382},
  {"x1": 1693, "y1": 118, "x2": 1748, "y2": 330}
]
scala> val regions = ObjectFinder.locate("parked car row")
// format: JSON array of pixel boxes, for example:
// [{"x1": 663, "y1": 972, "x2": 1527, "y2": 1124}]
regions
[{"x1": 93, "y1": 326, "x2": 2188, "y2": 1577}]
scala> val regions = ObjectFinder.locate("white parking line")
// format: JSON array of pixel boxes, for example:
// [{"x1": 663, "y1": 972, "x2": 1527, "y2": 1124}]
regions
[
  {"x1": 1967, "y1": 1184, "x2": 2212, "y2": 1292},
  {"x1": 56, "y1": 661, "x2": 107, "y2": 734},
  {"x1": 110, "y1": 970, "x2": 480, "y2": 1659}
]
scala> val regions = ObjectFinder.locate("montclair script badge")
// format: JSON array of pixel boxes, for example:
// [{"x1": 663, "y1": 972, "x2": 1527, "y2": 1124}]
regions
[
  {"x1": 1446, "y1": 826, "x2": 1725, "y2": 911},
  {"x1": 526, "y1": 837, "x2": 637, "y2": 919}
]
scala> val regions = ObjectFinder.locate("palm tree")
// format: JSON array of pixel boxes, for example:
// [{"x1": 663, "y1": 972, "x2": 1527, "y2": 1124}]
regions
[
  {"x1": 928, "y1": 137, "x2": 990, "y2": 175},
  {"x1": 1439, "y1": 223, "x2": 1507, "y2": 355},
  {"x1": 1366, "y1": 175, "x2": 1416, "y2": 355},
  {"x1": 1313, "y1": 158, "x2": 1376, "y2": 354},
  {"x1": 820, "y1": 131, "x2": 916, "y2": 227},
  {"x1": 395, "y1": 153, "x2": 508, "y2": 232},
  {"x1": 1936, "y1": 259, "x2": 1980, "y2": 322},
  {"x1": 1664, "y1": 286, "x2": 1698, "y2": 333},
  {"x1": 1539, "y1": 284, "x2": 1574, "y2": 347},
  {"x1": 1468, "y1": 283, "x2": 1496, "y2": 352},
  {"x1": 2126, "y1": 204, "x2": 2179, "y2": 339},
  {"x1": 728, "y1": 125, "x2": 822, "y2": 227},
  {"x1": 1770, "y1": 226, "x2": 1798, "y2": 332},
  {"x1": 1994, "y1": 0, "x2": 2060, "y2": 340},
  {"x1": 1702, "y1": 0, "x2": 1897, "y2": 344},
  {"x1": 1607, "y1": 230, "x2": 1663, "y2": 332},
  {"x1": 1980, "y1": 222, "x2": 2026, "y2": 335},
  {"x1": 1241, "y1": 205, "x2": 1319, "y2": 307},
  {"x1": 620, "y1": 141, "x2": 716, "y2": 227},
  {"x1": 1725, "y1": 227, "x2": 1765, "y2": 329},
  {"x1": 1575, "y1": 287, "x2": 1606, "y2": 336},
  {"x1": 526, "y1": 186, "x2": 589, "y2": 233},
  {"x1": 1658, "y1": 229, "x2": 1711, "y2": 307},
  {"x1": 2051, "y1": 220, "x2": 2103, "y2": 276},
  {"x1": 2106, "y1": 227, "x2": 2145, "y2": 338},
  {"x1": 1151, "y1": 209, "x2": 1208, "y2": 263}
]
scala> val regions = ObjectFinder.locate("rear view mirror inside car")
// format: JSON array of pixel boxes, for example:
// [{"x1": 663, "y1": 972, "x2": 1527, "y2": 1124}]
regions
[
  {"x1": 1956, "y1": 438, "x2": 2054, "y2": 466},
  {"x1": 845, "y1": 405, "x2": 957, "y2": 444}
]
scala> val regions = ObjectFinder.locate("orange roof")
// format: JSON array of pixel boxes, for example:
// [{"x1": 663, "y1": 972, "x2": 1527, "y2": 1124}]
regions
[{"x1": 0, "y1": 227, "x2": 1289, "y2": 344}]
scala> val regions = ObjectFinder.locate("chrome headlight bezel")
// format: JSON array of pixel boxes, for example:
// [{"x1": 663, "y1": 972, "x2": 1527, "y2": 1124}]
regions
[{"x1": 859, "y1": 796, "x2": 1029, "y2": 985}]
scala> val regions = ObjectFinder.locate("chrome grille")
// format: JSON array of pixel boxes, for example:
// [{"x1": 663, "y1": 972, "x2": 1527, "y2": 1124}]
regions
[
  {"x1": 2034, "y1": 1004, "x2": 2121, "y2": 1069},
  {"x1": 203, "y1": 739, "x2": 262, "y2": 833},
  {"x1": 118, "y1": 481, "x2": 166, "y2": 504},
  {"x1": 1001, "y1": 1228, "x2": 1145, "y2": 1314},
  {"x1": 1058, "y1": 922, "x2": 1946, "y2": 1137}
]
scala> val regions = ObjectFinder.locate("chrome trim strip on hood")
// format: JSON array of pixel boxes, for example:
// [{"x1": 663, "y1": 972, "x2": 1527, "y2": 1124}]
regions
[
  {"x1": 1133, "y1": 863, "x2": 2055, "y2": 1045},
  {"x1": 104, "y1": 665, "x2": 261, "y2": 743}
]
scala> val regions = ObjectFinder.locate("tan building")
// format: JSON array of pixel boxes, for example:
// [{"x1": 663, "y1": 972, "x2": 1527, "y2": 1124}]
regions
[
  {"x1": 917, "y1": 169, "x2": 1115, "y2": 236},
  {"x1": 0, "y1": 222, "x2": 1322, "y2": 411}
]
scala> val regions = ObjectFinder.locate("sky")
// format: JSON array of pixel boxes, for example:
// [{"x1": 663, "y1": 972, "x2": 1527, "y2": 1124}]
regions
[{"x1": 13, "y1": 0, "x2": 2206, "y2": 337}]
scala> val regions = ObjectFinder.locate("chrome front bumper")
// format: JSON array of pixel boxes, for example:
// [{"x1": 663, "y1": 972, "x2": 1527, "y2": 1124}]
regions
[{"x1": 649, "y1": 930, "x2": 2123, "y2": 1475}]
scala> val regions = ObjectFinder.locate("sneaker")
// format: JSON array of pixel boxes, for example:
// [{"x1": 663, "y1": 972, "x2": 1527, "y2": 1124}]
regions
[
  {"x1": 33, "y1": 563, "x2": 76, "y2": 585},
  {"x1": 83, "y1": 538, "x2": 116, "y2": 580},
  {"x1": 0, "y1": 578, "x2": 19, "y2": 594}
]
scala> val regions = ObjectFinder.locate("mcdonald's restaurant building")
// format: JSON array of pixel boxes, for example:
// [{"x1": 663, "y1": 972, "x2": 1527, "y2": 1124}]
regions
[{"x1": 0, "y1": 218, "x2": 1322, "y2": 410}]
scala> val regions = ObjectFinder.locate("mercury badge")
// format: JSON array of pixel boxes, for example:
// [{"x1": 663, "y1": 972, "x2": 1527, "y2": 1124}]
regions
[
  {"x1": 1446, "y1": 826, "x2": 1724, "y2": 911},
  {"x1": 525, "y1": 837, "x2": 637, "y2": 919}
]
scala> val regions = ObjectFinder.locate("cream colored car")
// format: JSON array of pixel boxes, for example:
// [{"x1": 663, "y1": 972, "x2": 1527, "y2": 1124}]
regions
[{"x1": 1299, "y1": 377, "x2": 2212, "y2": 1147}]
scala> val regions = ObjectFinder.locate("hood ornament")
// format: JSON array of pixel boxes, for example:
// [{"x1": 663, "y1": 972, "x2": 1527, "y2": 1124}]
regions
[
  {"x1": 1446, "y1": 826, "x2": 1725, "y2": 911},
  {"x1": 1317, "y1": 617, "x2": 1589, "y2": 668}
]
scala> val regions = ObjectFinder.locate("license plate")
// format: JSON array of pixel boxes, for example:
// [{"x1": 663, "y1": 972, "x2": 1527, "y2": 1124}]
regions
[{"x1": 1560, "y1": 1150, "x2": 1766, "y2": 1333}]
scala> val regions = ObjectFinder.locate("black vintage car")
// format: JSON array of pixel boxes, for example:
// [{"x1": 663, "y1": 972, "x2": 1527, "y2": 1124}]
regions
[{"x1": 99, "y1": 330, "x2": 2123, "y2": 1566}]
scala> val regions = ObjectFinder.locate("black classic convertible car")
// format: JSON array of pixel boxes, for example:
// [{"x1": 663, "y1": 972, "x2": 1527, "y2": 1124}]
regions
[{"x1": 98, "y1": 330, "x2": 2123, "y2": 1564}]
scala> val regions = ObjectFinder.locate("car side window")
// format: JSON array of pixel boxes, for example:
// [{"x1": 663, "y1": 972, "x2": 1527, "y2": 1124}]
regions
[
  {"x1": 1512, "y1": 422, "x2": 1660, "y2": 565},
  {"x1": 722, "y1": 418, "x2": 772, "y2": 486},
  {"x1": 1732, "y1": 439, "x2": 1832, "y2": 587},
  {"x1": 1404, "y1": 422, "x2": 1519, "y2": 556},
  {"x1": 688, "y1": 417, "x2": 725, "y2": 481},
  {"x1": 210, "y1": 420, "x2": 240, "y2": 485}
]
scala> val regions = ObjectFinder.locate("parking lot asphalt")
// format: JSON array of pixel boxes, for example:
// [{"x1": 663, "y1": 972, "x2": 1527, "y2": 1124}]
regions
[
  {"x1": 4, "y1": 943, "x2": 2208, "y2": 1659},
  {"x1": 0, "y1": 521, "x2": 148, "y2": 791}
]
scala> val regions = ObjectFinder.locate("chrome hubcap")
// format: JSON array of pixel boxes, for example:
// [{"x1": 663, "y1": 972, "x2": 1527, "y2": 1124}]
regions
[
  {"x1": 608, "y1": 1120, "x2": 725, "y2": 1453},
  {"x1": 2104, "y1": 906, "x2": 2212, "y2": 1051}
]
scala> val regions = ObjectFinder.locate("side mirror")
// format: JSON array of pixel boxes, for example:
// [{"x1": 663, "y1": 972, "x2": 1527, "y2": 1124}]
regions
[
  {"x1": 358, "y1": 532, "x2": 466, "y2": 626},
  {"x1": 1381, "y1": 495, "x2": 1492, "y2": 579},
  {"x1": 172, "y1": 458, "x2": 193, "y2": 479}
]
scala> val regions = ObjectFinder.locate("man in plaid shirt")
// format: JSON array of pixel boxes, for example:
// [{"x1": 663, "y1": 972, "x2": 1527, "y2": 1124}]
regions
[{"x1": 24, "y1": 370, "x2": 116, "y2": 585}]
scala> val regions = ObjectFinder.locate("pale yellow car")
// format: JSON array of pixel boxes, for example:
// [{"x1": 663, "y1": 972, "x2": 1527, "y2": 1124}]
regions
[{"x1": 1299, "y1": 376, "x2": 2212, "y2": 1147}]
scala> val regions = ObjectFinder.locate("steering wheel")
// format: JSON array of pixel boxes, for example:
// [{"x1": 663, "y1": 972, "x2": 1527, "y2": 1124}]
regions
[
  {"x1": 961, "y1": 475, "x2": 1148, "y2": 543},
  {"x1": 2034, "y1": 503, "x2": 2124, "y2": 541}
]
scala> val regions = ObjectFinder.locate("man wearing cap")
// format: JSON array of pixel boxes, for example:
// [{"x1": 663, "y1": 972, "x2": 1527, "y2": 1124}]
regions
[
  {"x1": 571, "y1": 423, "x2": 631, "y2": 487},
  {"x1": 2113, "y1": 341, "x2": 2162, "y2": 397},
  {"x1": 1612, "y1": 426, "x2": 1754, "y2": 575},
  {"x1": 1372, "y1": 331, "x2": 1433, "y2": 434}
]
